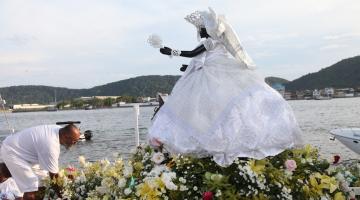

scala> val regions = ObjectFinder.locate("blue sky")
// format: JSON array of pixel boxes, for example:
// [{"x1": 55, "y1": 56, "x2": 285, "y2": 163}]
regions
[{"x1": 0, "y1": 0, "x2": 360, "y2": 88}]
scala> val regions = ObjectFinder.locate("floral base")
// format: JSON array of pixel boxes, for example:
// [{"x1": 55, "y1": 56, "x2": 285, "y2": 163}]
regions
[{"x1": 44, "y1": 144, "x2": 359, "y2": 200}]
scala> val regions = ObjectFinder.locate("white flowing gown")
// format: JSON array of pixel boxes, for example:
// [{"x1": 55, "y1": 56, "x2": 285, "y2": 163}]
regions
[{"x1": 148, "y1": 38, "x2": 302, "y2": 166}]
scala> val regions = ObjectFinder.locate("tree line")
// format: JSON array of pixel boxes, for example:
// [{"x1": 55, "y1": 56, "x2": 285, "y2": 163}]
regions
[{"x1": 56, "y1": 96, "x2": 138, "y2": 109}]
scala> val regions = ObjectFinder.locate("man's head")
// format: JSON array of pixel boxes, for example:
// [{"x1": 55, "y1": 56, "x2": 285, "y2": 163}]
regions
[
  {"x1": 0, "y1": 163, "x2": 11, "y2": 182},
  {"x1": 59, "y1": 124, "x2": 81, "y2": 149}
]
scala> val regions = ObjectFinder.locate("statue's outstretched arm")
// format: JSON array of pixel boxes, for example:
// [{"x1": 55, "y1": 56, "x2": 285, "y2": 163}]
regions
[{"x1": 159, "y1": 45, "x2": 206, "y2": 58}]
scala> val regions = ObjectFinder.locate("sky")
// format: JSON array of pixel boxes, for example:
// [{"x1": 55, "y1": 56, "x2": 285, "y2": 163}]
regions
[{"x1": 0, "y1": 0, "x2": 360, "y2": 89}]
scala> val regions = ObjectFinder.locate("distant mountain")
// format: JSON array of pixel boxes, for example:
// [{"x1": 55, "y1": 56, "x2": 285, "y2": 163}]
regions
[
  {"x1": 286, "y1": 55, "x2": 360, "y2": 91},
  {"x1": 3, "y1": 54, "x2": 359, "y2": 105},
  {"x1": 0, "y1": 86, "x2": 87, "y2": 105},
  {"x1": 265, "y1": 77, "x2": 289, "y2": 86},
  {"x1": 89, "y1": 75, "x2": 180, "y2": 97},
  {"x1": 0, "y1": 75, "x2": 180, "y2": 104}
]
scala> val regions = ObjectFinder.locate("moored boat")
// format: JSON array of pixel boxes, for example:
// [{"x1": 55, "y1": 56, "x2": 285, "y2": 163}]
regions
[{"x1": 330, "y1": 128, "x2": 360, "y2": 154}]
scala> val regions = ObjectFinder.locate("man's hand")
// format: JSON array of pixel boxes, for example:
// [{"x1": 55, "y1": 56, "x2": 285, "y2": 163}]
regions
[
  {"x1": 49, "y1": 172, "x2": 58, "y2": 180},
  {"x1": 49, "y1": 172, "x2": 62, "y2": 198},
  {"x1": 160, "y1": 46, "x2": 172, "y2": 55}
]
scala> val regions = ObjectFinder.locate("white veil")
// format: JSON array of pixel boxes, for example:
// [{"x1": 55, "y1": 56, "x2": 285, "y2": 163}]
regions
[{"x1": 201, "y1": 7, "x2": 256, "y2": 70}]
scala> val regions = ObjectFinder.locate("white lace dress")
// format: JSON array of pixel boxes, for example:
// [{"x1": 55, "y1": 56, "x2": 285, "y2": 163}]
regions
[{"x1": 148, "y1": 38, "x2": 302, "y2": 166}]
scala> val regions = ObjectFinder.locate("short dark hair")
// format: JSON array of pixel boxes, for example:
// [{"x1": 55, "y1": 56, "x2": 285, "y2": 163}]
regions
[
  {"x1": 60, "y1": 124, "x2": 79, "y2": 135},
  {"x1": 0, "y1": 163, "x2": 12, "y2": 178}
]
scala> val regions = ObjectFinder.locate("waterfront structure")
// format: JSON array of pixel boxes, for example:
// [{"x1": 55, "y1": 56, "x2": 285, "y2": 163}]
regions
[
  {"x1": 333, "y1": 88, "x2": 355, "y2": 98},
  {"x1": 75, "y1": 96, "x2": 121, "y2": 101}
]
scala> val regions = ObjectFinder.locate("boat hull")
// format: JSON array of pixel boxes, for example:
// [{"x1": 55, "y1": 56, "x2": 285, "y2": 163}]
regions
[{"x1": 330, "y1": 128, "x2": 360, "y2": 154}]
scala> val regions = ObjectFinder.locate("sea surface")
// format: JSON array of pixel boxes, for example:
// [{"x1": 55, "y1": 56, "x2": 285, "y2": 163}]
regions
[{"x1": 0, "y1": 97, "x2": 359, "y2": 166}]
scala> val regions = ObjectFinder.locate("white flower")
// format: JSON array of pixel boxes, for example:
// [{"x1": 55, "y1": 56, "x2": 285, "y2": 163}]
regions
[
  {"x1": 95, "y1": 186, "x2": 107, "y2": 194},
  {"x1": 193, "y1": 186, "x2": 198, "y2": 191},
  {"x1": 78, "y1": 156, "x2": 86, "y2": 166},
  {"x1": 161, "y1": 172, "x2": 178, "y2": 190},
  {"x1": 79, "y1": 185, "x2": 86, "y2": 192},
  {"x1": 118, "y1": 178, "x2": 127, "y2": 188},
  {"x1": 151, "y1": 152, "x2": 165, "y2": 164},
  {"x1": 148, "y1": 165, "x2": 168, "y2": 177},
  {"x1": 180, "y1": 185, "x2": 188, "y2": 191},
  {"x1": 124, "y1": 188, "x2": 132, "y2": 195},
  {"x1": 79, "y1": 173, "x2": 86, "y2": 183},
  {"x1": 123, "y1": 163, "x2": 133, "y2": 178},
  {"x1": 100, "y1": 159, "x2": 110, "y2": 167},
  {"x1": 179, "y1": 177, "x2": 186, "y2": 184},
  {"x1": 101, "y1": 177, "x2": 114, "y2": 188},
  {"x1": 215, "y1": 189, "x2": 222, "y2": 197}
]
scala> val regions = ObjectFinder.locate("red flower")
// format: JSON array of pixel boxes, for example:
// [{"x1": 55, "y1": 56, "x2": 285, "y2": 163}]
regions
[
  {"x1": 203, "y1": 191, "x2": 214, "y2": 200},
  {"x1": 333, "y1": 155, "x2": 340, "y2": 164}
]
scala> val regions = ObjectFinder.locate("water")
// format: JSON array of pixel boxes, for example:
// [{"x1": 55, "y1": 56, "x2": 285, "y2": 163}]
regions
[
  {"x1": 289, "y1": 98, "x2": 360, "y2": 160},
  {"x1": 0, "y1": 107, "x2": 154, "y2": 165},
  {"x1": 1, "y1": 98, "x2": 359, "y2": 167}
]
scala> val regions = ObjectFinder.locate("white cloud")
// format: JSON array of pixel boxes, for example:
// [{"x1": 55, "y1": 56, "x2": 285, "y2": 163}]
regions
[
  {"x1": 323, "y1": 33, "x2": 360, "y2": 40},
  {"x1": 320, "y1": 44, "x2": 347, "y2": 51},
  {"x1": 0, "y1": 52, "x2": 44, "y2": 65}
]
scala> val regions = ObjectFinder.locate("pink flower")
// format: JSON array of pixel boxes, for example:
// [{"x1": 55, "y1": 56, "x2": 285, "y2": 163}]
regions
[
  {"x1": 66, "y1": 166, "x2": 76, "y2": 173},
  {"x1": 284, "y1": 160, "x2": 297, "y2": 172},
  {"x1": 333, "y1": 155, "x2": 340, "y2": 164},
  {"x1": 150, "y1": 138, "x2": 162, "y2": 147},
  {"x1": 202, "y1": 191, "x2": 213, "y2": 200}
]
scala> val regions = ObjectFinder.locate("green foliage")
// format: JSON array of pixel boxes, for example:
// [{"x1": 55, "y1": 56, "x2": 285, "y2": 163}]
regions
[
  {"x1": 103, "y1": 98, "x2": 114, "y2": 107},
  {"x1": 0, "y1": 75, "x2": 180, "y2": 104},
  {"x1": 286, "y1": 55, "x2": 360, "y2": 91},
  {"x1": 265, "y1": 77, "x2": 289, "y2": 86},
  {"x1": 90, "y1": 98, "x2": 104, "y2": 108},
  {"x1": 70, "y1": 99, "x2": 85, "y2": 108}
]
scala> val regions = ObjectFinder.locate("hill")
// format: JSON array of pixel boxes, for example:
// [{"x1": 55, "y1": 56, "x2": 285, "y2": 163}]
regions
[
  {"x1": 0, "y1": 75, "x2": 180, "y2": 104},
  {"x1": 265, "y1": 77, "x2": 289, "y2": 86},
  {"x1": 4, "y1": 54, "x2": 359, "y2": 105},
  {"x1": 285, "y1": 55, "x2": 360, "y2": 91}
]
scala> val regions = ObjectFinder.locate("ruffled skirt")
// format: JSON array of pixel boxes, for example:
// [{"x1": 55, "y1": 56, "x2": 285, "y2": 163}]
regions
[{"x1": 148, "y1": 54, "x2": 302, "y2": 166}]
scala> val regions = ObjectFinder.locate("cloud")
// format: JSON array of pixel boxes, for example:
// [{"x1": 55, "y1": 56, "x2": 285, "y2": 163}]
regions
[
  {"x1": 0, "y1": 52, "x2": 44, "y2": 65},
  {"x1": 0, "y1": 0, "x2": 360, "y2": 88},
  {"x1": 323, "y1": 33, "x2": 360, "y2": 40},
  {"x1": 320, "y1": 44, "x2": 347, "y2": 51},
  {"x1": 5, "y1": 34, "x2": 37, "y2": 46}
]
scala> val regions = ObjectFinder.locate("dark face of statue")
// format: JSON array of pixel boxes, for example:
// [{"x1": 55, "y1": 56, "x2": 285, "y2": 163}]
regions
[{"x1": 199, "y1": 28, "x2": 210, "y2": 38}]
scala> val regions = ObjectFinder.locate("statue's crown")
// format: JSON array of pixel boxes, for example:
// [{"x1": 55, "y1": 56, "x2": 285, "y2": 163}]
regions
[{"x1": 184, "y1": 11, "x2": 204, "y2": 29}]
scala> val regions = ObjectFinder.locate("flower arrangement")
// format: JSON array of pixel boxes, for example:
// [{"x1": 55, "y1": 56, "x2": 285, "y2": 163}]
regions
[
  {"x1": 44, "y1": 144, "x2": 352, "y2": 200},
  {"x1": 328, "y1": 158, "x2": 360, "y2": 199}
]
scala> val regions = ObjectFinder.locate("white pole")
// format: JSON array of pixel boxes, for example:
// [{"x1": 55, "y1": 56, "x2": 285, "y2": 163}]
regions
[
  {"x1": 133, "y1": 104, "x2": 140, "y2": 147},
  {"x1": 0, "y1": 94, "x2": 14, "y2": 134}
]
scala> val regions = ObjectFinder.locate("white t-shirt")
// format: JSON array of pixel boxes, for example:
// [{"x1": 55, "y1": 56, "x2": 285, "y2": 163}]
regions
[
  {"x1": 0, "y1": 178, "x2": 23, "y2": 198},
  {"x1": 3, "y1": 125, "x2": 61, "y2": 173}
]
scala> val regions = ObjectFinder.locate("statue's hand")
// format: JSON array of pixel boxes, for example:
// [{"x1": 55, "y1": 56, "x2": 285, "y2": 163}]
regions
[
  {"x1": 160, "y1": 46, "x2": 172, "y2": 55},
  {"x1": 180, "y1": 64, "x2": 188, "y2": 72}
]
